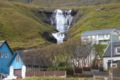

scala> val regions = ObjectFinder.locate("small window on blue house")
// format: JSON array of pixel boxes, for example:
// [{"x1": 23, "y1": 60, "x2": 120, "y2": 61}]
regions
[
  {"x1": 4, "y1": 53, "x2": 8, "y2": 58},
  {"x1": 16, "y1": 55, "x2": 20, "y2": 62}
]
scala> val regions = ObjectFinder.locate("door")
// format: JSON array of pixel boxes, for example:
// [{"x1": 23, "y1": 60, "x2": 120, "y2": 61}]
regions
[{"x1": 14, "y1": 69, "x2": 22, "y2": 78}]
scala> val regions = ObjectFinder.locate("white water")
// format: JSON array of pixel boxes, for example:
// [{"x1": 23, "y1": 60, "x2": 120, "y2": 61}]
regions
[{"x1": 51, "y1": 9, "x2": 73, "y2": 44}]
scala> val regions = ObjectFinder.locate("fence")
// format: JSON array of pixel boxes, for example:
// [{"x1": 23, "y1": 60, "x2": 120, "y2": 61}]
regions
[{"x1": 26, "y1": 68, "x2": 66, "y2": 78}]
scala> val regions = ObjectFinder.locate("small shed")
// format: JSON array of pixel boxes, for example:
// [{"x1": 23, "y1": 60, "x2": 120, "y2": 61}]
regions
[{"x1": 10, "y1": 53, "x2": 26, "y2": 78}]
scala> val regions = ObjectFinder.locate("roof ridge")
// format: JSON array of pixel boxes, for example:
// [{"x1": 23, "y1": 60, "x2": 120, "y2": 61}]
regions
[{"x1": 0, "y1": 40, "x2": 6, "y2": 43}]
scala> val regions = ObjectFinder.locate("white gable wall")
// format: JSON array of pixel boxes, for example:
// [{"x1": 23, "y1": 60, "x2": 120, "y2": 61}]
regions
[{"x1": 22, "y1": 65, "x2": 26, "y2": 79}]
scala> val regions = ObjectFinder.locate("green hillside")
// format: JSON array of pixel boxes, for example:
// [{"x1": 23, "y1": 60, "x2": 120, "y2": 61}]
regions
[
  {"x1": 69, "y1": 3, "x2": 120, "y2": 39},
  {"x1": 0, "y1": 1, "x2": 120, "y2": 49},
  {"x1": 6, "y1": 0, "x2": 120, "y2": 7},
  {"x1": 0, "y1": 1, "x2": 54, "y2": 49}
]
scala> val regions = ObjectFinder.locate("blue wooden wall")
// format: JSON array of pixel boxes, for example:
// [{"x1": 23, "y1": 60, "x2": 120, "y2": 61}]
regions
[{"x1": 0, "y1": 42, "x2": 13, "y2": 74}]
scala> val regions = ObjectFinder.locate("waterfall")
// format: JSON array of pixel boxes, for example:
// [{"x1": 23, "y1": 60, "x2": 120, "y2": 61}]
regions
[{"x1": 51, "y1": 9, "x2": 73, "y2": 44}]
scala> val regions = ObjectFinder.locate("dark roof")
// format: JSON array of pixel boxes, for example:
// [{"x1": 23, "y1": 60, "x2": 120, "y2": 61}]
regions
[
  {"x1": 22, "y1": 50, "x2": 52, "y2": 67},
  {"x1": 9, "y1": 52, "x2": 25, "y2": 66},
  {"x1": 74, "y1": 44, "x2": 93, "y2": 58},
  {"x1": 81, "y1": 29, "x2": 114, "y2": 36},
  {"x1": 9, "y1": 53, "x2": 17, "y2": 66},
  {"x1": 22, "y1": 44, "x2": 93, "y2": 67},
  {"x1": 104, "y1": 41, "x2": 120, "y2": 57}
]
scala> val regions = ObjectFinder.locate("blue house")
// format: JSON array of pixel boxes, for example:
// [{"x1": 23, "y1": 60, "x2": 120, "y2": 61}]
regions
[{"x1": 0, "y1": 40, "x2": 26, "y2": 79}]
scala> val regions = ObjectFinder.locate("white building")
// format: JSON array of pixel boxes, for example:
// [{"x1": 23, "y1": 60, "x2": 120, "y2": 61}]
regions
[
  {"x1": 81, "y1": 29, "x2": 120, "y2": 44},
  {"x1": 103, "y1": 41, "x2": 120, "y2": 71}
]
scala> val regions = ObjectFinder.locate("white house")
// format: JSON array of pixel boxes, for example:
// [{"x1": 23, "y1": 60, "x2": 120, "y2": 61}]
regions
[
  {"x1": 81, "y1": 29, "x2": 120, "y2": 44},
  {"x1": 103, "y1": 41, "x2": 120, "y2": 71}
]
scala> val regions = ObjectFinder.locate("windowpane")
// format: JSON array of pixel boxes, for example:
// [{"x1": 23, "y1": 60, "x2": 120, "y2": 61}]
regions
[
  {"x1": 115, "y1": 47, "x2": 120, "y2": 55},
  {"x1": 117, "y1": 48, "x2": 120, "y2": 53},
  {"x1": 5, "y1": 53, "x2": 8, "y2": 58}
]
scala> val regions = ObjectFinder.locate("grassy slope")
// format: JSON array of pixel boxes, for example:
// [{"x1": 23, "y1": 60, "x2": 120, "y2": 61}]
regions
[
  {"x1": 6, "y1": 0, "x2": 120, "y2": 7},
  {"x1": 0, "y1": 1, "x2": 120, "y2": 49},
  {"x1": 0, "y1": 1, "x2": 54, "y2": 49},
  {"x1": 69, "y1": 3, "x2": 120, "y2": 39}
]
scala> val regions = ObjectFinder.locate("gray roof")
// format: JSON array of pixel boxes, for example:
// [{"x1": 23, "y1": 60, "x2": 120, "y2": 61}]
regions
[
  {"x1": 0, "y1": 40, "x2": 5, "y2": 47},
  {"x1": 81, "y1": 29, "x2": 114, "y2": 36},
  {"x1": 104, "y1": 41, "x2": 120, "y2": 57}
]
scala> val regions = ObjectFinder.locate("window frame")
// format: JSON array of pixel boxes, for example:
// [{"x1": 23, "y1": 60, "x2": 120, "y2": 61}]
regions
[{"x1": 115, "y1": 47, "x2": 120, "y2": 54}]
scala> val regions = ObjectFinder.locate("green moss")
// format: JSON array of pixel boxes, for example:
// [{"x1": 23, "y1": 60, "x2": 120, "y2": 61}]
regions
[{"x1": 0, "y1": 1, "x2": 54, "y2": 49}]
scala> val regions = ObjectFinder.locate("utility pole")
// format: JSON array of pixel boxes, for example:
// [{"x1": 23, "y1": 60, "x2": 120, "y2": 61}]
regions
[
  {"x1": 109, "y1": 38, "x2": 113, "y2": 80},
  {"x1": 109, "y1": 30, "x2": 115, "y2": 80}
]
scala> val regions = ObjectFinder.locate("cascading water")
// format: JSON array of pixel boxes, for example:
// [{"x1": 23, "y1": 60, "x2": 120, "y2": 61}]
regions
[{"x1": 51, "y1": 9, "x2": 73, "y2": 44}]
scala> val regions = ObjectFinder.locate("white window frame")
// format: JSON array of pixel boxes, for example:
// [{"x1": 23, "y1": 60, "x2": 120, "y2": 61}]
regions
[
  {"x1": 115, "y1": 47, "x2": 120, "y2": 54},
  {"x1": 112, "y1": 63, "x2": 117, "y2": 68}
]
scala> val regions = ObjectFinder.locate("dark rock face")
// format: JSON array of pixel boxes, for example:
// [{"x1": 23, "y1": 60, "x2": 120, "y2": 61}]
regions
[
  {"x1": 42, "y1": 32, "x2": 57, "y2": 43},
  {"x1": 38, "y1": 10, "x2": 53, "y2": 24}
]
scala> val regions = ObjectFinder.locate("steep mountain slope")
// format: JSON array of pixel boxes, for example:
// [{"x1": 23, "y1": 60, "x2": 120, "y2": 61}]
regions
[
  {"x1": 0, "y1": 1, "x2": 120, "y2": 49},
  {"x1": 0, "y1": 1, "x2": 54, "y2": 49},
  {"x1": 69, "y1": 3, "x2": 120, "y2": 39},
  {"x1": 6, "y1": 0, "x2": 120, "y2": 7}
]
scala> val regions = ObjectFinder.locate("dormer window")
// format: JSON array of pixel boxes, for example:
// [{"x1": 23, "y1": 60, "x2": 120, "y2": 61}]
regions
[{"x1": 115, "y1": 47, "x2": 120, "y2": 54}]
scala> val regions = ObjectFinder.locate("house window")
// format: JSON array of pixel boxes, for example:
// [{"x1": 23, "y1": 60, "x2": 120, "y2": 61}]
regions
[
  {"x1": 116, "y1": 47, "x2": 120, "y2": 54},
  {"x1": 112, "y1": 63, "x2": 117, "y2": 68},
  {"x1": 4, "y1": 53, "x2": 8, "y2": 58}
]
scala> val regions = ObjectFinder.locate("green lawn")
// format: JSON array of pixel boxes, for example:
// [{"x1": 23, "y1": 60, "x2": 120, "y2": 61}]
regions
[{"x1": 24, "y1": 77, "x2": 93, "y2": 80}]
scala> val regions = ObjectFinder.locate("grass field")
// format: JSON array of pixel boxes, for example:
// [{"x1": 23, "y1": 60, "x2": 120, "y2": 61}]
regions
[
  {"x1": 69, "y1": 3, "x2": 120, "y2": 39},
  {"x1": 24, "y1": 77, "x2": 93, "y2": 80},
  {"x1": 0, "y1": 1, "x2": 54, "y2": 49}
]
